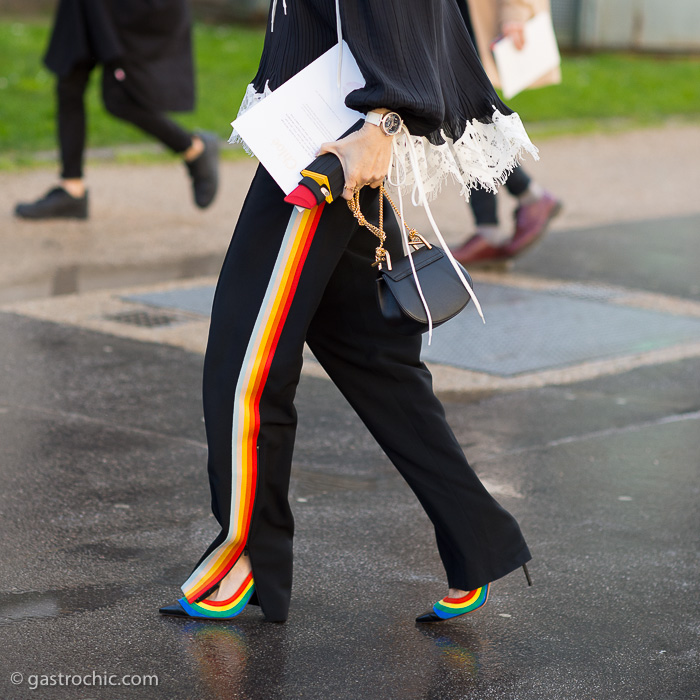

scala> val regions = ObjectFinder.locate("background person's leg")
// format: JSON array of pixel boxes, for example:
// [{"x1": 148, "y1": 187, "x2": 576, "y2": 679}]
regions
[
  {"x1": 503, "y1": 164, "x2": 532, "y2": 198},
  {"x1": 101, "y1": 66, "x2": 192, "y2": 153},
  {"x1": 101, "y1": 67, "x2": 219, "y2": 208},
  {"x1": 469, "y1": 187, "x2": 508, "y2": 244},
  {"x1": 14, "y1": 64, "x2": 92, "y2": 220},
  {"x1": 58, "y1": 63, "x2": 92, "y2": 182}
]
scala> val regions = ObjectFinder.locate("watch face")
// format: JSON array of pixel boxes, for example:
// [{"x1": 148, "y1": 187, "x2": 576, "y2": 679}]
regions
[{"x1": 382, "y1": 112, "x2": 402, "y2": 135}]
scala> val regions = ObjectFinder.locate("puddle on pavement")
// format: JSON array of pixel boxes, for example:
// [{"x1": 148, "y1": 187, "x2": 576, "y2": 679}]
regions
[
  {"x1": 0, "y1": 584, "x2": 127, "y2": 626},
  {"x1": 291, "y1": 468, "x2": 378, "y2": 498},
  {"x1": 0, "y1": 253, "x2": 225, "y2": 304}
]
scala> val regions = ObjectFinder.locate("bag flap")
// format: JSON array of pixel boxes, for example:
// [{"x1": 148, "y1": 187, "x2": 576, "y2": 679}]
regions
[
  {"x1": 377, "y1": 252, "x2": 472, "y2": 326},
  {"x1": 380, "y1": 247, "x2": 444, "y2": 282}
]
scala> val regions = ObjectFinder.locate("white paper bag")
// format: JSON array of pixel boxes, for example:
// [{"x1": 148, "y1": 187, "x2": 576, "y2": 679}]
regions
[{"x1": 492, "y1": 12, "x2": 561, "y2": 99}]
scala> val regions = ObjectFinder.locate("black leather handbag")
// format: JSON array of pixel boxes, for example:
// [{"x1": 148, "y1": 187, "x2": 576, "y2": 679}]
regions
[
  {"x1": 376, "y1": 245, "x2": 473, "y2": 335},
  {"x1": 348, "y1": 186, "x2": 472, "y2": 336}
]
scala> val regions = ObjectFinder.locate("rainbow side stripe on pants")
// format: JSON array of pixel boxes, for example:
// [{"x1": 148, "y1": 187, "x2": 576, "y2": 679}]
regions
[
  {"x1": 181, "y1": 203, "x2": 325, "y2": 604},
  {"x1": 432, "y1": 584, "x2": 490, "y2": 619},
  {"x1": 178, "y1": 572, "x2": 255, "y2": 619}
]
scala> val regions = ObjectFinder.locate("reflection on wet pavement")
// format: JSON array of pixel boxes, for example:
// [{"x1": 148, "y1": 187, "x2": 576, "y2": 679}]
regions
[
  {"x1": 181, "y1": 623, "x2": 250, "y2": 700},
  {"x1": 0, "y1": 302, "x2": 698, "y2": 699},
  {"x1": 0, "y1": 585, "x2": 127, "y2": 626}
]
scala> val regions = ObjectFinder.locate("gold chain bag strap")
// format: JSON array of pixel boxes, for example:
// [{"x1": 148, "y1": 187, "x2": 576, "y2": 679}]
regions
[{"x1": 348, "y1": 186, "x2": 473, "y2": 336}]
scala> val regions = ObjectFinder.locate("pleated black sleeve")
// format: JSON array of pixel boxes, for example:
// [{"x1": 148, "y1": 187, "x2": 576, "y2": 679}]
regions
[
  {"x1": 341, "y1": 0, "x2": 512, "y2": 139},
  {"x1": 250, "y1": 0, "x2": 512, "y2": 141}
]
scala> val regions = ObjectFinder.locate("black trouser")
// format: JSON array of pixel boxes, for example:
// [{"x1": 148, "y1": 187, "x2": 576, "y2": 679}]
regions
[
  {"x1": 181, "y1": 166, "x2": 531, "y2": 621},
  {"x1": 57, "y1": 62, "x2": 193, "y2": 179},
  {"x1": 469, "y1": 166, "x2": 531, "y2": 225}
]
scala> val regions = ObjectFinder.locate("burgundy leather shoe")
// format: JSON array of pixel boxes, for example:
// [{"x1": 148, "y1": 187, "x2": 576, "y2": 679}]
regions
[
  {"x1": 505, "y1": 191, "x2": 562, "y2": 257},
  {"x1": 450, "y1": 234, "x2": 513, "y2": 266}
]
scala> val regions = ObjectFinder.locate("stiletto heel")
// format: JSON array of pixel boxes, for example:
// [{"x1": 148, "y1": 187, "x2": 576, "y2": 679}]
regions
[
  {"x1": 416, "y1": 584, "x2": 490, "y2": 623},
  {"x1": 160, "y1": 572, "x2": 255, "y2": 620},
  {"x1": 523, "y1": 563, "x2": 533, "y2": 586}
]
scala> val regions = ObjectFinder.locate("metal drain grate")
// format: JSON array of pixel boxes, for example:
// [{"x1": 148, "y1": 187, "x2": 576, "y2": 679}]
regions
[{"x1": 103, "y1": 310, "x2": 183, "y2": 328}]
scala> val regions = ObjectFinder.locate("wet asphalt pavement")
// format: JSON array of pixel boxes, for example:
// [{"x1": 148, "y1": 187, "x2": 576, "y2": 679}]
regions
[
  {"x1": 0, "y1": 280, "x2": 699, "y2": 699},
  {"x1": 1, "y1": 126, "x2": 700, "y2": 700}
]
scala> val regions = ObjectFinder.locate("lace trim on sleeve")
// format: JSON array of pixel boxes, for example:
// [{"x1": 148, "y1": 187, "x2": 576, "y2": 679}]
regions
[
  {"x1": 228, "y1": 86, "x2": 538, "y2": 202},
  {"x1": 387, "y1": 110, "x2": 539, "y2": 203}
]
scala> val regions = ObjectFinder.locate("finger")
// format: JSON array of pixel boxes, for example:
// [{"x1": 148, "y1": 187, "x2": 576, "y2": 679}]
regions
[
  {"x1": 341, "y1": 181, "x2": 356, "y2": 201},
  {"x1": 318, "y1": 141, "x2": 337, "y2": 156}
]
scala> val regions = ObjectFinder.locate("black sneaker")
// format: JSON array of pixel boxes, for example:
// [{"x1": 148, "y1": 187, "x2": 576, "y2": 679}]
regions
[
  {"x1": 15, "y1": 187, "x2": 89, "y2": 220},
  {"x1": 185, "y1": 132, "x2": 219, "y2": 209}
]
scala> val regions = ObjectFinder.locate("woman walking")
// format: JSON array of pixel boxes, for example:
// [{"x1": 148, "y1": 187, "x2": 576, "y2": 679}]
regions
[
  {"x1": 15, "y1": 0, "x2": 218, "y2": 220},
  {"x1": 160, "y1": 0, "x2": 534, "y2": 623}
]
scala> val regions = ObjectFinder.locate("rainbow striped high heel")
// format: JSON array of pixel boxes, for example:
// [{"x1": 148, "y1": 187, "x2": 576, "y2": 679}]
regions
[
  {"x1": 160, "y1": 572, "x2": 255, "y2": 620},
  {"x1": 416, "y1": 584, "x2": 490, "y2": 623}
]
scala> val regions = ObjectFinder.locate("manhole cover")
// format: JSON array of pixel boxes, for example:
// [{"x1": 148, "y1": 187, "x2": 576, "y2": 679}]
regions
[{"x1": 422, "y1": 283, "x2": 700, "y2": 376}]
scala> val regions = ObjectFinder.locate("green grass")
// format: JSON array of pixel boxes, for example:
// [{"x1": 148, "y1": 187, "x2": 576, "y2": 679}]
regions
[
  {"x1": 0, "y1": 18, "x2": 265, "y2": 163},
  {"x1": 506, "y1": 52, "x2": 700, "y2": 136},
  {"x1": 1, "y1": 16, "x2": 699, "y2": 169}
]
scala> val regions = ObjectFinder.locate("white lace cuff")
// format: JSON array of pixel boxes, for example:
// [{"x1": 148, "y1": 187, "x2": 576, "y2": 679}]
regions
[
  {"x1": 388, "y1": 110, "x2": 538, "y2": 202},
  {"x1": 228, "y1": 84, "x2": 538, "y2": 202}
]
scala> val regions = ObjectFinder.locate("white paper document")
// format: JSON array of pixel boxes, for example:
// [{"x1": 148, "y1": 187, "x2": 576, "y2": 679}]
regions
[
  {"x1": 492, "y1": 12, "x2": 561, "y2": 99},
  {"x1": 232, "y1": 42, "x2": 366, "y2": 195}
]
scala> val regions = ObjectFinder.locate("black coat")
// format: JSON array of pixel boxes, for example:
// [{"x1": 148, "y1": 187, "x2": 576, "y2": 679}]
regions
[{"x1": 44, "y1": 0, "x2": 194, "y2": 112}]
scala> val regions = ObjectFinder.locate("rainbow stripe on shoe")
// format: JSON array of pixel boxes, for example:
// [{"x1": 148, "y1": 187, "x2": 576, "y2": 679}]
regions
[
  {"x1": 177, "y1": 572, "x2": 255, "y2": 619},
  {"x1": 432, "y1": 584, "x2": 490, "y2": 620}
]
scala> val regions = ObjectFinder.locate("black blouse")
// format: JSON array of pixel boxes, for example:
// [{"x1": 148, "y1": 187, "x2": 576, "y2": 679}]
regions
[{"x1": 251, "y1": 0, "x2": 513, "y2": 142}]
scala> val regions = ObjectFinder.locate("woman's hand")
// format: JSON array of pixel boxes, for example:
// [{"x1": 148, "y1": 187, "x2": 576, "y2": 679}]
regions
[
  {"x1": 502, "y1": 21, "x2": 526, "y2": 50},
  {"x1": 319, "y1": 120, "x2": 394, "y2": 201}
]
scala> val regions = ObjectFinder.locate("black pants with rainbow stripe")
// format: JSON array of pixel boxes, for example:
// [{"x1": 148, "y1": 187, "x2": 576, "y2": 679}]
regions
[{"x1": 181, "y1": 166, "x2": 531, "y2": 621}]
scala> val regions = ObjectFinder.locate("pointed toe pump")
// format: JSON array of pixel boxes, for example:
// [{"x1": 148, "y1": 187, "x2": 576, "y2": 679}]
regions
[
  {"x1": 416, "y1": 564, "x2": 532, "y2": 623},
  {"x1": 159, "y1": 600, "x2": 190, "y2": 616},
  {"x1": 416, "y1": 583, "x2": 490, "y2": 623},
  {"x1": 159, "y1": 572, "x2": 255, "y2": 620}
]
